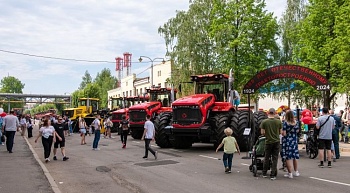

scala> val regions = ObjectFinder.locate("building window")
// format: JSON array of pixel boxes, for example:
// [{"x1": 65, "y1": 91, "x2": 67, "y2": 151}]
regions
[
  {"x1": 158, "y1": 70, "x2": 162, "y2": 77},
  {"x1": 123, "y1": 92, "x2": 125, "y2": 97},
  {"x1": 126, "y1": 91, "x2": 128, "y2": 97},
  {"x1": 140, "y1": 88, "x2": 142, "y2": 95},
  {"x1": 126, "y1": 82, "x2": 128, "y2": 86},
  {"x1": 130, "y1": 90, "x2": 132, "y2": 96},
  {"x1": 136, "y1": 89, "x2": 138, "y2": 95}
]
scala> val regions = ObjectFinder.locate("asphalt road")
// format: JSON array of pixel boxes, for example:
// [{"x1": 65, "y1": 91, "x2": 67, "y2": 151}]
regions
[
  {"x1": 27, "y1": 125, "x2": 350, "y2": 193},
  {"x1": 0, "y1": 133, "x2": 53, "y2": 193}
]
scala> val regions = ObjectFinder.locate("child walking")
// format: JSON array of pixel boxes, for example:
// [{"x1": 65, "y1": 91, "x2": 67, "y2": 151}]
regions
[{"x1": 216, "y1": 128, "x2": 240, "y2": 173}]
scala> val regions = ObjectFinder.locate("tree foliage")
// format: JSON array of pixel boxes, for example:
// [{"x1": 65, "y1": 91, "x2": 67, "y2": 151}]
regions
[
  {"x1": 72, "y1": 68, "x2": 117, "y2": 108},
  {"x1": 79, "y1": 70, "x2": 92, "y2": 90},
  {"x1": 159, "y1": 0, "x2": 279, "y2": 100},
  {"x1": 0, "y1": 76, "x2": 25, "y2": 111},
  {"x1": 267, "y1": 0, "x2": 308, "y2": 107},
  {"x1": 296, "y1": 0, "x2": 350, "y2": 108},
  {"x1": 29, "y1": 104, "x2": 56, "y2": 115},
  {"x1": 94, "y1": 68, "x2": 117, "y2": 108}
]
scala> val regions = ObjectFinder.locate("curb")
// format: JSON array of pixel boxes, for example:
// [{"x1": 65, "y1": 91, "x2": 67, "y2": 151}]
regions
[{"x1": 24, "y1": 137, "x2": 62, "y2": 193}]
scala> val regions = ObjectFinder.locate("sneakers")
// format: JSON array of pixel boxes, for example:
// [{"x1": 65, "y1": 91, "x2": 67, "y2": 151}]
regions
[
  {"x1": 328, "y1": 161, "x2": 332, "y2": 168},
  {"x1": 122, "y1": 144, "x2": 126, "y2": 148},
  {"x1": 63, "y1": 156, "x2": 69, "y2": 161},
  {"x1": 92, "y1": 148, "x2": 100, "y2": 151},
  {"x1": 294, "y1": 171, "x2": 300, "y2": 177},
  {"x1": 262, "y1": 174, "x2": 268, "y2": 178},
  {"x1": 225, "y1": 167, "x2": 229, "y2": 173},
  {"x1": 53, "y1": 156, "x2": 57, "y2": 161},
  {"x1": 142, "y1": 156, "x2": 148, "y2": 159},
  {"x1": 318, "y1": 163, "x2": 324, "y2": 168},
  {"x1": 284, "y1": 173, "x2": 293, "y2": 179},
  {"x1": 270, "y1": 176, "x2": 277, "y2": 180},
  {"x1": 228, "y1": 170, "x2": 232, "y2": 173},
  {"x1": 1, "y1": 143, "x2": 4, "y2": 146},
  {"x1": 154, "y1": 151, "x2": 158, "y2": 160},
  {"x1": 45, "y1": 158, "x2": 50, "y2": 163}
]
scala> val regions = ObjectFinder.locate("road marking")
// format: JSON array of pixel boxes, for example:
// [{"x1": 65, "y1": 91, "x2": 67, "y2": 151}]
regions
[
  {"x1": 309, "y1": 177, "x2": 350, "y2": 187},
  {"x1": 199, "y1": 155, "x2": 220, "y2": 160},
  {"x1": 240, "y1": 163, "x2": 250, "y2": 166},
  {"x1": 132, "y1": 141, "x2": 141, "y2": 144},
  {"x1": 170, "y1": 149, "x2": 183, "y2": 152}
]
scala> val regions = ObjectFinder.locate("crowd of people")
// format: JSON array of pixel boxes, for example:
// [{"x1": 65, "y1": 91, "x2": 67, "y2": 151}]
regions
[
  {"x1": 256, "y1": 106, "x2": 348, "y2": 180},
  {"x1": 0, "y1": 105, "x2": 348, "y2": 180}
]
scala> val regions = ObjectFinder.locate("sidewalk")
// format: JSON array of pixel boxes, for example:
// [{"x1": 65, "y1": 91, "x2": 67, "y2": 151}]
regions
[
  {"x1": 339, "y1": 142, "x2": 350, "y2": 152},
  {"x1": 0, "y1": 132, "x2": 54, "y2": 193}
]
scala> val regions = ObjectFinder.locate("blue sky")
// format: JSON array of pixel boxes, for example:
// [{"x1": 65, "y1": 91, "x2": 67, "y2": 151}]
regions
[{"x1": 0, "y1": 0, "x2": 286, "y2": 95}]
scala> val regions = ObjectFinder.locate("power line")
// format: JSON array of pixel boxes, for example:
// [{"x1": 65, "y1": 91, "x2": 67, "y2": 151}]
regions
[{"x1": 0, "y1": 49, "x2": 150, "y2": 64}]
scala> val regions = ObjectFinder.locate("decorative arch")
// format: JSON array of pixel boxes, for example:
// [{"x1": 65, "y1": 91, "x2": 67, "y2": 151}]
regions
[{"x1": 242, "y1": 65, "x2": 331, "y2": 94}]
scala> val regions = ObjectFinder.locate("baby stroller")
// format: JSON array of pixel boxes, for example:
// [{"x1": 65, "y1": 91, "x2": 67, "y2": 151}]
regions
[
  {"x1": 249, "y1": 136, "x2": 271, "y2": 177},
  {"x1": 306, "y1": 129, "x2": 318, "y2": 159}
]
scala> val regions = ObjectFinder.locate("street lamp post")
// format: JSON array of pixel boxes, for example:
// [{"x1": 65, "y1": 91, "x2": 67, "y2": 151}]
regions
[{"x1": 138, "y1": 56, "x2": 165, "y2": 87}]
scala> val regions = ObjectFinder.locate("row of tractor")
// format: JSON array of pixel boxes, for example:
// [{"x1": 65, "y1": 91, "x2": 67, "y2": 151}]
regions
[{"x1": 110, "y1": 70, "x2": 268, "y2": 151}]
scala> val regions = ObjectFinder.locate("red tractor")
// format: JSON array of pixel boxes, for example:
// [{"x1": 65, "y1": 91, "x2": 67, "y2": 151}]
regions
[
  {"x1": 128, "y1": 87, "x2": 175, "y2": 139},
  {"x1": 111, "y1": 96, "x2": 148, "y2": 133},
  {"x1": 155, "y1": 71, "x2": 256, "y2": 151}
]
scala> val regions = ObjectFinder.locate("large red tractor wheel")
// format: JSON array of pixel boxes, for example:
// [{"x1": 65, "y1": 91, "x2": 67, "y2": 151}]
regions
[
  {"x1": 154, "y1": 113, "x2": 173, "y2": 148},
  {"x1": 210, "y1": 113, "x2": 230, "y2": 148},
  {"x1": 230, "y1": 110, "x2": 254, "y2": 152}
]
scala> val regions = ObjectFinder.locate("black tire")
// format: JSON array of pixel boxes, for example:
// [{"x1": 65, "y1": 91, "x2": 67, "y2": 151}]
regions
[
  {"x1": 230, "y1": 110, "x2": 254, "y2": 152},
  {"x1": 210, "y1": 113, "x2": 230, "y2": 148},
  {"x1": 253, "y1": 111, "x2": 267, "y2": 142},
  {"x1": 170, "y1": 136, "x2": 192, "y2": 149},
  {"x1": 131, "y1": 129, "x2": 143, "y2": 139},
  {"x1": 154, "y1": 113, "x2": 173, "y2": 148}
]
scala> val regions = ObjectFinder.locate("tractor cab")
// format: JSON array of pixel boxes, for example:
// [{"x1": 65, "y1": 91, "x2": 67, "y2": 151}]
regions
[
  {"x1": 110, "y1": 96, "x2": 149, "y2": 132},
  {"x1": 147, "y1": 87, "x2": 174, "y2": 107},
  {"x1": 78, "y1": 98, "x2": 99, "y2": 114},
  {"x1": 63, "y1": 98, "x2": 100, "y2": 132},
  {"x1": 127, "y1": 87, "x2": 176, "y2": 139},
  {"x1": 110, "y1": 96, "x2": 125, "y2": 111},
  {"x1": 191, "y1": 74, "x2": 230, "y2": 102}
]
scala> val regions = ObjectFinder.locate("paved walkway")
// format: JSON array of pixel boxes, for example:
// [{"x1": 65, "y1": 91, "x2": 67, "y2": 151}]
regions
[
  {"x1": 0, "y1": 132, "x2": 53, "y2": 193},
  {"x1": 0, "y1": 131, "x2": 349, "y2": 193}
]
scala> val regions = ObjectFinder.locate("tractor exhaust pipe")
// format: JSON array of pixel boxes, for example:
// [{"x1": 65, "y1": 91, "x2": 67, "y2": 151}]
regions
[
  {"x1": 228, "y1": 68, "x2": 234, "y2": 104},
  {"x1": 171, "y1": 84, "x2": 175, "y2": 103}
]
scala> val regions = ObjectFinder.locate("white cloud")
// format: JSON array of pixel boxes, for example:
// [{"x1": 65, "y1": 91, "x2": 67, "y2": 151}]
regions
[{"x1": 0, "y1": 0, "x2": 285, "y2": 95}]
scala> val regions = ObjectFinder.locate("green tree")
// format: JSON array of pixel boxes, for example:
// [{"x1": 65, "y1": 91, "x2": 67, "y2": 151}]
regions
[
  {"x1": 0, "y1": 76, "x2": 25, "y2": 111},
  {"x1": 94, "y1": 68, "x2": 117, "y2": 108},
  {"x1": 0, "y1": 76, "x2": 25, "y2": 93},
  {"x1": 296, "y1": 0, "x2": 349, "y2": 108},
  {"x1": 268, "y1": 0, "x2": 308, "y2": 107},
  {"x1": 71, "y1": 90, "x2": 84, "y2": 107},
  {"x1": 83, "y1": 83, "x2": 100, "y2": 99},
  {"x1": 159, "y1": 0, "x2": 216, "y2": 95},
  {"x1": 79, "y1": 70, "x2": 92, "y2": 89},
  {"x1": 159, "y1": 0, "x2": 279, "y2": 99},
  {"x1": 210, "y1": 0, "x2": 279, "y2": 93}
]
